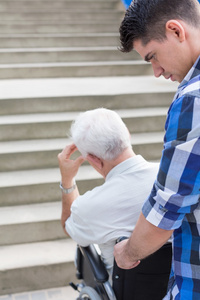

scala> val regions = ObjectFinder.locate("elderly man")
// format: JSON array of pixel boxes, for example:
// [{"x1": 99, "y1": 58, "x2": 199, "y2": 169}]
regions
[
  {"x1": 114, "y1": 1, "x2": 200, "y2": 299},
  {"x1": 58, "y1": 108, "x2": 171, "y2": 299}
]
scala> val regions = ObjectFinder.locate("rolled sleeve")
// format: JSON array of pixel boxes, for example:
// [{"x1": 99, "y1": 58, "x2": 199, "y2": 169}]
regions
[{"x1": 142, "y1": 182, "x2": 199, "y2": 230}]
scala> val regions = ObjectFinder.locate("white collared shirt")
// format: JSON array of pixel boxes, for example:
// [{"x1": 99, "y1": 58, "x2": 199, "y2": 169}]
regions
[{"x1": 66, "y1": 155, "x2": 159, "y2": 272}]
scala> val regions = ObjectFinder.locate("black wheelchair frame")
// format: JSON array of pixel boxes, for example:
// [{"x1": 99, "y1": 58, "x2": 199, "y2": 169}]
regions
[
  {"x1": 70, "y1": 242, "x2": 172, "y2": 300},
  {"x1": 70, "y1": 244, "x2": 116, "y2": 300}
]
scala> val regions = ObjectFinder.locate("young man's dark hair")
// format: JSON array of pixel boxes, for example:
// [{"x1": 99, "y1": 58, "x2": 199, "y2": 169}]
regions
[{"x1": 119, "y1": 0, "x2": 200, "y2": 52}]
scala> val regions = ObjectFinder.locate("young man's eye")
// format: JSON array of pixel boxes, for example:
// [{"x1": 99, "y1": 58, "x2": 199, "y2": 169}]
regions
[
  {"x1": 145, "y1": 53, "x2": 157, "y2": 63},
  {"x1": 149, "y1": 54, "x2": 156, "y2": 61}
]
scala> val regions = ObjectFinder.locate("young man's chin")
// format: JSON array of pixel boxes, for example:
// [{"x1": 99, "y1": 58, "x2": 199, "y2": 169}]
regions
[{"x1": 169, "y1": 75, "x2": 179, "y2": 82}]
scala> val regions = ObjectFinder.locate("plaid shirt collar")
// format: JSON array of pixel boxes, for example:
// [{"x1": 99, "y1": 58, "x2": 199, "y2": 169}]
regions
[{"x1": 179, "y1": 55, "x2": 200, "y2": 89}]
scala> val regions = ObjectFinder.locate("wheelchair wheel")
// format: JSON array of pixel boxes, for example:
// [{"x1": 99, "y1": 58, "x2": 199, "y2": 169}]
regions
[{"x1": 79, "y1": 286, "x2": 101, "y2": 300}]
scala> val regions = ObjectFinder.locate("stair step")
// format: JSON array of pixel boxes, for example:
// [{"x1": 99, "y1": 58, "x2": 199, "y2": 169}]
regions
[
  {"x1": 0, "y1": 239, "x2": 77, "y2": 295},
  {"x1": 0, "y1": 60, "x2": 153, "y2": 79},
  {"x1": 0, "y1": 132, "x2": 164, "y2": 171},
  {"x1": 0, "y1": 165, "x2": 103, "y2": 206},
  {"x1": 0, "y1": 23, "x2": 120, "y2": 34},
  {"x1": 0, "y1": 108, "x2": 167, "y2": 141},
  {"x1": 0, "y1": 20, "x2": 121, "y2": 25},
  {"x1": 0, "y1": 1, "x2": 120, "y2": 12},
  {"x1": 0, "y1": 76, "x2": 177, "y2": 115},
  {"x1": 0, "y1": 202, "x2": 66, "y2": 245},
  {"x1": 0, "y1": 11, "x2": 123, "y2": 22},
  {"x1": 0, "y1": 92, "x2": 174, "y2": 116},
  {"x1": 0, "y1": 75, "x2": 176, "y2": 101},
  {"x1": 0, "y1": 33, "x2": 120, "y2": 48},
  {"x1": 0, "y1": 47, "x2": 140, "y2": 64}
]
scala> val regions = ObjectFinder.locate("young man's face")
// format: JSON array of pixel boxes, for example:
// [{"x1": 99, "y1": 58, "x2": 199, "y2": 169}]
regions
[{"x1": 133, "y1": 36, "x2": 193, "y2": 83}]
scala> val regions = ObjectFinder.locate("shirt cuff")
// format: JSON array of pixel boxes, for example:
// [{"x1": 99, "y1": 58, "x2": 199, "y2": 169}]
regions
[{"x1": 142, "y1": 196, "x2": 184, "y2": 231}]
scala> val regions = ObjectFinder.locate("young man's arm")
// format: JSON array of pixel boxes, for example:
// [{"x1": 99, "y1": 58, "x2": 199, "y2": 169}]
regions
[
  {"x1": 115, "y1": 91, "x2": 200, "y2": 269},
  {"x1": 114, "y1": 212, "x2": 173, "y2": 269}
]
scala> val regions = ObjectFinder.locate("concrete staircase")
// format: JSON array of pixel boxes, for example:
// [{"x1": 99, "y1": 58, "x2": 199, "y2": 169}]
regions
[{"x1": 0, "y1": 0, "x2": 178, "y2": 296}]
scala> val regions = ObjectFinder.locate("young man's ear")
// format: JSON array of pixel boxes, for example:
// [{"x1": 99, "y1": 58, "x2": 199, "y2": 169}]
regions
[
  {"x1": 87, "y1": 154, "x2": 103, "y2": 170},
  {"x1": 166, "y1": 20, "x2": 186, "y2": 42}
]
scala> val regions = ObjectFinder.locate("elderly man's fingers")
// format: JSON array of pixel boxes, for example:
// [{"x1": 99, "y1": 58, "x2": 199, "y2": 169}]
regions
[
  {"x1": 64, "y1": 144, "x2": 77, "y2": 158},
  {"x1": 75, "y1": 155, "x2": 85, "y2": 167},
  {"x1": 58, "y1": 144, "x2": 78, "y2": 160}
]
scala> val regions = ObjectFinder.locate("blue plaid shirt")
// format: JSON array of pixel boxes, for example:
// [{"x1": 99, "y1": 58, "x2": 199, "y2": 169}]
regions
[{"x1": 143, "y1": 56, "x2": 200, "y2": 299}]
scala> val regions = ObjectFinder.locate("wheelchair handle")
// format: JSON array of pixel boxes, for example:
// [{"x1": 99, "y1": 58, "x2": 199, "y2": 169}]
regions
[{"x1": 116, "y1": 236, "x2": 128, "y2": 244}]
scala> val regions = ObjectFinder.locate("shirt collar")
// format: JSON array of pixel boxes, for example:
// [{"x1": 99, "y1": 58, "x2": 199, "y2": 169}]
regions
[
  {"x1": 105, "y1": 155, "x2": 147, "y2": 181},
  {"x1": 178, "y1": 55, "x2": 200, "y2": 90}
]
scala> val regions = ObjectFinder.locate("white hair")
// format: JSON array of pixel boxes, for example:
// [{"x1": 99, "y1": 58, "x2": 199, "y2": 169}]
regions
[{"x1": 70, "y1": 108, "x2": 131, "y2": 160}]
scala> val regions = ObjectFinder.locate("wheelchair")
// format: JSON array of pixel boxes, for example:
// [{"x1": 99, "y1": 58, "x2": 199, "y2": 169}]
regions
[{"x1": 69, "y1": 240, "x2": 172, "y2": 300}]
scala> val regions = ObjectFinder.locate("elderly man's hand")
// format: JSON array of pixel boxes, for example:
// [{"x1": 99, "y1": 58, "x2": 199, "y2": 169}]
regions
[
  {"x1": 114, "y1": 239, "x2": 140, "y2": 269},
  {"x1": 58, "y1": 144, "x2": 85, "y2": 187}
]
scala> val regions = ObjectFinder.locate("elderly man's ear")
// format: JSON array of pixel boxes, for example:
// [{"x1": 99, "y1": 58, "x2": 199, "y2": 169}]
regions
[{"x1": 86, "y1": 154, "x2": 103, "y2": 170}]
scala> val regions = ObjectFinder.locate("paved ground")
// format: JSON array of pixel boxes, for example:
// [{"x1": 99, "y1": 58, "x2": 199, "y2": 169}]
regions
[{"x1": 0, "y1": 286, "x2": 78, "y2": 300}]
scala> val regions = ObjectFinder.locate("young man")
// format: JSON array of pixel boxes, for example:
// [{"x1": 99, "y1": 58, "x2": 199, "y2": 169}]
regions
[
  {"x1": 58, "y1": 108, "x2": 171, "y2": 299},
  {"x1": 114, "y1": 0, "x2": 200, "y2": 299}
]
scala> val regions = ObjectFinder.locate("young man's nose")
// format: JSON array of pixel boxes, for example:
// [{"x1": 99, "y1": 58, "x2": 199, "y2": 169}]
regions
[{"x1": 151, "y1": 62, "x2": 163, "y2": 78}]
